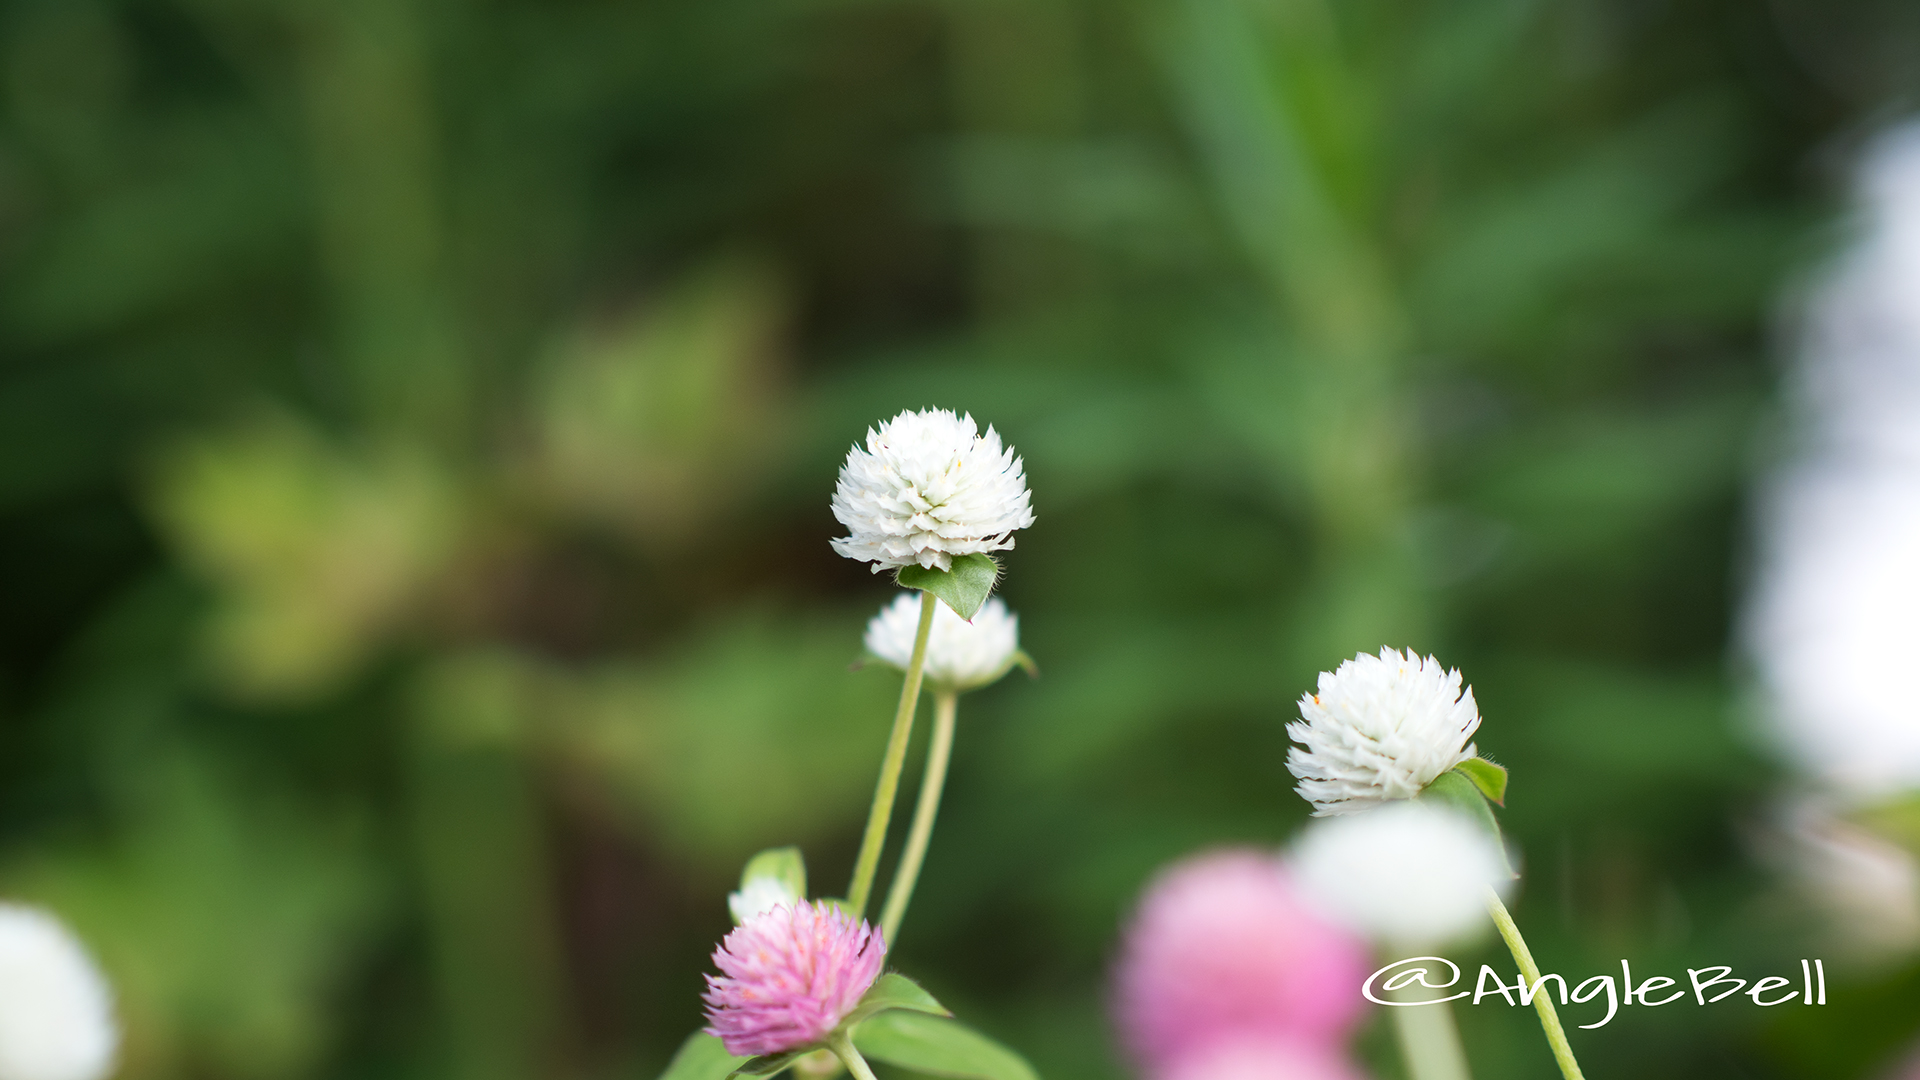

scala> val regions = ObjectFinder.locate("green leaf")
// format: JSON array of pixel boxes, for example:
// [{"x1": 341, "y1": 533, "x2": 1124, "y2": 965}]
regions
[
  {"x1": 727, "y1": 1049, "x2": 809, "y2": 1078},
  {"x1": 854, "y1": 1012, "x2": 1039, "y2": 1080},
  {"x1": 1452, "y1": 757, "x2": 1508, "y2": 806},
  {"x1": 1417, "y1": 769, "x2": 1512, "y2": 876},
  {"x1": 838, "y1": 973, "x2": 951, "y2": 1030},
  {"x1": 739, "y1": 846, "x2": 807, "y2": 899},
  {"x1": 895, "y1": 554, "x2": 999, "y2": 620},
  {"x1": 659, "y1": 1032, "x2": 750, "y2": 1080}
]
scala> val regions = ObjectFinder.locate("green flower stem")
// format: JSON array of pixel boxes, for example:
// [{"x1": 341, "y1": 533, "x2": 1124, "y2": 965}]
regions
[
  {"x1": 1388, "y1": 993, "x2": 1473, "y2": 1080},
  {"x1": 879, "y1": 687, "x2": 958, "y2": 943},
  {"x1": 1484, "y1": 886, "x2": 1585, "y2": 1080},
  {"x1": 845, "y1": 590, "x2": 937, "y2": 918},
  {"x1": 827, "y1": 1033, "x2": 879, "y2": 1080}
]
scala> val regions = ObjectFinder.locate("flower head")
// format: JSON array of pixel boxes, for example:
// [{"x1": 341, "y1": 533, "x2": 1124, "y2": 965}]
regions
[
  {"x1": 702, "y1": 900, "x2": 886, "y2": 1057},
  {"x1": 830, "y1": 409, "x2": 1035, "y2": 573},
  {"x1": 1287, "y1": 648, "x2": 1480, "y2": 816},
  {"x1": 1291, "y1": 801, "x2": 1511, "y2": 948},
  {"x1": 865, "y1": 592, "x2": 1023, "y2": 691},
  {"x1": 0, "y1": 904, "x2": 118, "y2": 1080},
  {"x1": 1157, "y1": 1037, "x2": 1370, "y2": 1080},
  {"x1": 1112, "y1": 850, "x2": 1371, "y2": 1074}
]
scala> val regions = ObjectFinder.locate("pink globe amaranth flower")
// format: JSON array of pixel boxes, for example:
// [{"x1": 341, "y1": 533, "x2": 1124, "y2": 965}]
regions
[
  {"x1": 1158, "y1": 1037, "x2": 1371, "y2": 1080},
  {"x1": 701, "y1": 901, "x2": 886, "y2": 1057},
  {"x1": 1112, "y1": 849, "x2": 1372, "y2": 1073}
]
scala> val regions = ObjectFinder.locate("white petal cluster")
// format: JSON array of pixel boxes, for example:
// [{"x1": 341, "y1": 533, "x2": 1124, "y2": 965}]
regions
[
  {"x1": 830, "y1": 409, "x2": 1035, "y2": 572},
  {"x1": 865, "y1": 593, "x2": 1022, "y2": 692},
  {"x1": 728, "y1": 876, "x2": 802, "y2": 926},
  {"x1": 0, "y1": 905, "x2": 118, "y2": 1080},
  {"x1": 1744, "y1": 122, "x2": 1920, "y2": 794},
  {"x1": 1291, "y1": 801, "x2": 1511, "y2": 947},
  {"x1": 1286, "y1": 648, "x2": 1480, "y2": 816}
]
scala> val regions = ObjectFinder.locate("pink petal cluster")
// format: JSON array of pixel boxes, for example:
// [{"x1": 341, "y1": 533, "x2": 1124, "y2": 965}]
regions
[
  {"x1": 1159, "y1": 1037, "x2": 1369, "y2": 1080},
  {"x1": 1112, "y1": 849, "x2": 1372, "y2": 1078},
  {"x1": 702, "y1": 900, "x2": 886, "y2": 1057}
]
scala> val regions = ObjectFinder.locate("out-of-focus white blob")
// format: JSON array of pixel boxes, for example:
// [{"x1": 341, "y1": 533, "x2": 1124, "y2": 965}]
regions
[
  {"x1": 1290, "y1": 801, "x2": 1512, "y2": 949},
  {"x1": 0, "y1": 904, "x2": 118, "y2": 1080},
  {"x1": 1746, "y1": 122, "x2": 1920, "y2": 795},
  {"x1": 1756, "y1": 800, "x2": 1920, "y2": 963}
]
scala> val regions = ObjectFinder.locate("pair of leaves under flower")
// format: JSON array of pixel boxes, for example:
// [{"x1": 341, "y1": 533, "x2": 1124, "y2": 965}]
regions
[
  {"x1": 658, "y1": 973, "x2": 1039, "y2": 1080},
  {"x1": 895, "y1": 553, "x2": 999, "y2": 621}
]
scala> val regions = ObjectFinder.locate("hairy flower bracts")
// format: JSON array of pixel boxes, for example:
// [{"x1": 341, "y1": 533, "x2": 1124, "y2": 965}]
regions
[{"x1": 702, "y1": 901, "x2": 886, "y2": 1057}]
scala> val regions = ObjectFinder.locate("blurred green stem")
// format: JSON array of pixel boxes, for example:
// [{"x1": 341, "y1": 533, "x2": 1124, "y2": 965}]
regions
[
  {"x1": 845, "y1": 591, "x2": 936, "y2": 918},
  {"x1": 1485, "y1": 887, "x2": 1586, "y2": 1080},
  {"x1": 879, "y1": 687, "x2": 958, "y2": 943},
  {"x1": 1388, "y1": 998, "x2": 1473, "y2": 1080},
  {"x1": 406, "y1": 733, "x2": 567, "y2": 1080},
  {"x1": 293, "y1": 0, "x2": 466, "y2": 443},
  {"x1": 827, "y1": 1033, "x2": 879, "y2": 1080}
]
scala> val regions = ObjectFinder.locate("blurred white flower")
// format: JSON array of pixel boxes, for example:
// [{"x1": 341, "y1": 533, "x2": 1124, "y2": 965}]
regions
[
  {"x1": 830, "y1": 409, "x2": 1035, "y2": 573},
  {"x1": 1746, "y1": 122, "x2": 1920, "y2": 794},
  {"x1": 1291, "y1": 801, "x2": 1511, "y2": 947},
  {"x1": 864, "y1": 592, "x2": 1023, "y2": 691},
  {"x1": 0, "y1": 904, "x2": 117, "y2": 1080},
  {"x1": 728, "y1": 875, "x2": 802, "y2": 925},
  {"x1": 1286, "y1": 648, "x2": 1480, "y2": 816}
]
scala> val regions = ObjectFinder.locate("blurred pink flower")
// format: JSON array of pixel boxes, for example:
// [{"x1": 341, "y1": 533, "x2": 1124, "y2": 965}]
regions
[
  {"x1": 1158, "y1": 1037, "x2": 1370, "y2": 1080},
  {"x1": 701, "y1": 900, "x2": 886, "y2": 1056},
  {"x1": 1113, "y1": 849, "x2": 1372, "y2": 1073}
]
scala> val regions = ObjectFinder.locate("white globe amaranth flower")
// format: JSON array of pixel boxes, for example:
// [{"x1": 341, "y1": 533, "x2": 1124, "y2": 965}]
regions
[
  {"x1": 1291, "y1": 801, "x2": 1512, "y2": 947},
  {"x1": 864, "y1": 592, "x2": 1024, "y2": 692},
  {"x1": 1286, "y1": 648, "x2": 1480, "y2": 816},
  {"x1": 0, "y1": 904, "x2": 118, "y2": 1080},
  {"x1": 728, "y1": 875, "x2": 802, "y2": 925},
  {"x1": 830, "y1": 409, "x2": 1035, "y2": 573}
]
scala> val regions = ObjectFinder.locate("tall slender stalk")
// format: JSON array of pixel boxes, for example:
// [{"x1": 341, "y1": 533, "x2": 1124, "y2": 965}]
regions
[
  {"x1": 845, "y1": 591, "x2": 936, "y2": 918},
  {"x1": 879, "y1": 688, "x2": 958, "y2": 942},
  {"x1": 1484, "y1": 887, "x2": 1585, "y2": 1080},
  {"x1": 1388, "y1": 990, "x2": 1473, "y2": 1080}
]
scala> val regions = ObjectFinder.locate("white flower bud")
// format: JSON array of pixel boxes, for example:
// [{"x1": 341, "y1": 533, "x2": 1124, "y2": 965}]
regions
[
  {"x1": 864, "y1": 593, "x2": 1022, "y2": 692},
  {"x1": 728, "y1": 876, "x2": 802, "y2": 925}
]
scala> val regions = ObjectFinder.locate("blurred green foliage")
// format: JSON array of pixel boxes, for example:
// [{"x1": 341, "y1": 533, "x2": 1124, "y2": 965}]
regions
[{"x1": 0, "y1": 1, "x2": 1916, "y2": 1080}]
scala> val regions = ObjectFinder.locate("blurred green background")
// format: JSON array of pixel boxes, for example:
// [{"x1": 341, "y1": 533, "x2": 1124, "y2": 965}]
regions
[{"x1": 1, "y1": 0, "x2": 1917, "y2": 1078}]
